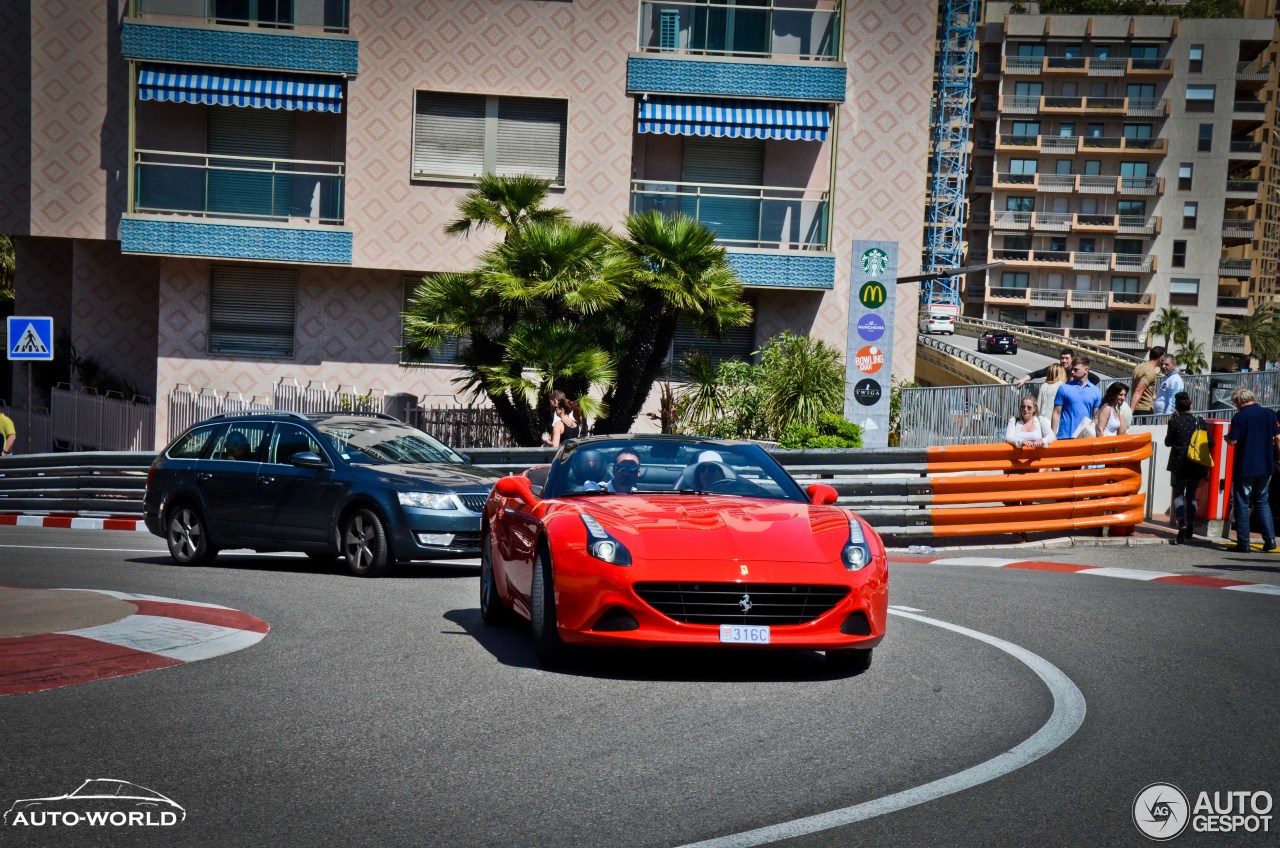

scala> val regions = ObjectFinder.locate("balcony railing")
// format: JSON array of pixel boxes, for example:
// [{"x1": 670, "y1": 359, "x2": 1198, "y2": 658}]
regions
[
  {"x1": 132, "y1": 149, "x2": 346, "y2": 225},
  {"x1": 1226, "y1": 180, "x2": 1262, "y2": 196},
  {"x1": 630, "y1": 179, "x2": 829, "y2": 250},
  {"x1": 988, "y1": 211, "x2": 1156, "y2": 234},
  {"x1": 983, "y1": 286, "x2": 1154, "y2": 313},
  {"x1": 1222, "y1": 219, "x2": 1256, "y2": 239},
  {"x1": 1002, "y1": 56, "x2": 1172, "y2": 76},
  {"x1": 1109, "y1": 292, "x2": 1155, "y2": 311},
  {"x1": 1236, "y1": 61, "x2": 1272, "y2": 81},
  {"x1": 129, "y1": 0, "x2": 350, "y2": 34},
  {"x1": 992, "y1": 249, "x2": 1154, "y2": 273},
  {"x1": 1109, "y1": 330, "x2": 1144, "y2": 349},
  {"x1": 1229, "y1": 140, "x2": 1263, "y2": 155},
  {"x1": 635, "y1": 0, "x2": 840, "y2": 61},
  {"x1": 1233, "y1": 100, "x2": 1267, "y2": 116},
  {"x1": 1219, "y1": 258, "x2": 1254, "y2": 278},
  {"x1": 1213, "y1": 334, "x2": 1247, "y2": 354},
  {"x1": 1216, "y1": 297, "x2": 1250, "y2": 314}
]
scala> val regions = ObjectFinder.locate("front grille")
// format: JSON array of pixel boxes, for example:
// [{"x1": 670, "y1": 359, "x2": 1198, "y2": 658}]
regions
[
  {"x1": 633, "y1": 582, "x2": 850, "y2": 626},
  {"x1": 458, "y1": 494, "x2": 489, "y2": 513},
  {"x1": 450, "y1": 531, "x2": 482, "y2": 549}
]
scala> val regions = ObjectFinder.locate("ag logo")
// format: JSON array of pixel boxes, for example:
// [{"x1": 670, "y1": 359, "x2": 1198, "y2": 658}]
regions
[
  {"x1": 1133, "y1": 783, "x2": 1189, "y2": 841},
  {"x1": 855, "y1": 345, "x2": 884, "y2": 375},
  {"x1": 860, "y1": 247, "x2": 889, "y2": 277},
  {"x1": 858, "y1": 281, "x2": 886, "y2": 309},
  {"x1": 853, "y1": 379, "x2": 881, "y2": 406},
  {"x1": 856, "y1": 314, "x2": 885, "y2": 342}
]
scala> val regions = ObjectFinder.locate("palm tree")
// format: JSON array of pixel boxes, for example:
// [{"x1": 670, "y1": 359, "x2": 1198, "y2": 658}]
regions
[
  {"x1": 1149, "y1": 306, "x2": 1190, "y2": 349},
  {"x1": 443, "y1": 173, "x2": 569, "y2": 239},
  {"x1": 592, "y1": 211, "x2": 752, "y2": 434},
  {"x1": 758, "y1": 332, "x2": 845, "y2": 434},
  {"x1": 1176, "y1": 338, "x2": 1208, "y2": 375},
  {"x1": 1221, "y1": 301, "x2": 1280, "y2": 366}
]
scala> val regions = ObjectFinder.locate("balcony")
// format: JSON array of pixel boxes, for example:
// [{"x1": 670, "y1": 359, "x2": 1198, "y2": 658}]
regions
[
  {"x1": 631, "y1": 179, "x2": 828, "y2": 251},
  {"x1": 1029, "y1": 287, "x2": 1068, "y2": 307},
  {"x1": 1232, "y1": 100, "x2": 1267, "y2": 122},
  {"x1": 1225, "y1": 179, "x2": 1262, "y2": 200},
  {"x1": 1109, "y1": 291, "x2": 1156, "y2": 311},
  {"x1": 1236, "y1": 61, "x2": 1272, "y2": 83},
  {"x1": 1079, "y1": 135, "x2": 1167, "y2": 155},
  {"x1": 636, "y1": 0, "x2": 840, "y2": 61},
  {"x1": 1069, "y1": 290, "x2": 1108, "y2": 310},
  {"x1": 991, "y1": 249, "x2": 1154, "y2": 273},
  {"x1": 1037, "y1": 174, "x2": 1077, "y2": 193},
  {"x1": 970, "y1": 211, "x2": 991, "y2": 227},
  {"x1": 992, "y1": 210, "x2": 1031, "y2": 230},
  {"x1": 1229, "y1": 139, "x2": 1263, "y2": 160},
  {"x1": 1219, "y1": 258, "x2": 1254, "y2": 278},
  {"x1": 124, "y1": 0, "x2": 357, "y2": 76},
  {"x1": 1001, "y1": 56, "x2": 1172, "y2": 77},
  {"x1": 1216, "y1": 297, "x2": 1250, "y2": 316},
  {"x1": 1109, "y1": 330, "x2": 1145, "y2": 349},
  {"x1": 1213, "y1": 334, "x2": 1247, "y2": 354},
  {"x1": 1116, "y1": 175, "x2": 1161, "y2": 196},
  {"x1": 1222, "y1": 219, "x2": 1256, "y2": 241}
]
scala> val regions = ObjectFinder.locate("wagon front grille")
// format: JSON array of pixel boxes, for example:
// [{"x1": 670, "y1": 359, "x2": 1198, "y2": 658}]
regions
[
  {"x1": 632, "y1": 582, "x2": 850, "y2": 626},
  {"x1": 457, "y1": 494, "x2": 489, "y2": 513}
]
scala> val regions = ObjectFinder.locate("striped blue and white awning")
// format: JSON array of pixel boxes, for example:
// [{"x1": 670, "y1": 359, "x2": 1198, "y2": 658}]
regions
[
  {"x1": 638, "y1": 97, "x2": 830, "y2": 141},
  {"x1": 138, "y1": 64, "x2": 344, "y2": 113}
]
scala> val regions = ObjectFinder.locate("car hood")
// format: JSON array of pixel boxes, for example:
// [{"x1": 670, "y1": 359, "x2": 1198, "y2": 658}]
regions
[
  {"x1": 351, "y1": 462, "x2": 502, "y2": 490},
  {"x1": 578, "y1": 496, "x2": 850, "y2": 563}
]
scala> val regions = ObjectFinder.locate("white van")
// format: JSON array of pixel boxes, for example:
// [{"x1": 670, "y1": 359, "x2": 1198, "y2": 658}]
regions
[{"x1": 918, "y1": 306, "x2": 956, "y2": 335}]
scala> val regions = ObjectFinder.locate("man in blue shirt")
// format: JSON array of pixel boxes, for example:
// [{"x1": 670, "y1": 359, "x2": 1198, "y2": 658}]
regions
[
  {"x1": 1226, "y1": 387, "x2": 1280, "y2": 552},
  {"x1": 1051, "y1": 356, "x2": 1102, "y2": 439},
  {"x1": 1153, "y1": 354, "x2": 1184, "y2": 416}
]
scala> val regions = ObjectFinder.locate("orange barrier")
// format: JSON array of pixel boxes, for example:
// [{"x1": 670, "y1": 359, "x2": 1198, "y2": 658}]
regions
[{"x1": 875, "y1": 434, "x2": 1152, "y2": 538}]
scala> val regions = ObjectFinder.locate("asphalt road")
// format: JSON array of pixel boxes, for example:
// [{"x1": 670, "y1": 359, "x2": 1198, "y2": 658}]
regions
[
  {"x1": 932, "y1": 330, "x2": 1123, "y2": 383},
  {"x1": 1, "y1": 527, "x2": 1277, "y2": 847}
]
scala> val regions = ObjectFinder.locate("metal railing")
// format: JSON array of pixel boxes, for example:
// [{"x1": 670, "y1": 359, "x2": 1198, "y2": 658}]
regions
[
  {"x1": 0, "y1": 452, "x2": 155, "y2": 515},
  {"x1": 630, "y1": 180, "x2": 829, "y2": 250},
  {"x1": 1213, "y1": 334, "x2": 1246, "y2": 354},
  {"x1": 1237, "y1": 60, "x2": 1273, "y2": 80},
  {"x1": 2, "y1": 388, "x2": 154, "y2": 453},
  {"x1": 1232, "y1": 100, "x2": 1267, "y2": 114},
  {"x1": 1226, "y1": 180, "x2": 1262, "y2": 195},
  {"x1": 133, "y1": 149, "x2": 346, "y2": 225},
  {"x1": 955, "y1": 316, "x2": 1145, "y2": 368},
  {"x1": 1219, "y1": 258, "x2": 1254, "y2": 277},
  {"x1": 129, "y1": 0, "x2": 350, "y2": 33},
  {"x1": 635, "y1": 0, "x2": 840, "y2": 61},
  {"x1": 0, "y1": 400, "x2": 53, "y2": 455},
  {"x1": 1216, "y1": 296, "x2": 1250, "y2": 312},
  {"x1": 1003, "y1": 56, "x2": 1171, "y2": 76},
  {"x1": 917, "y1": 335, "x2": 1019, "y2": 384}
]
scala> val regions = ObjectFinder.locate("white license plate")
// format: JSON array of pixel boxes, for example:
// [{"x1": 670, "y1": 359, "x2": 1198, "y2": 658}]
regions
[{"x1": 719, "y1": 624, "x2": 771, "y2": 645}]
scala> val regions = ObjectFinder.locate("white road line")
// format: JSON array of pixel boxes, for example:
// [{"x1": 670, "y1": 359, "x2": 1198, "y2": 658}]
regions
[
  {"x1": 931, "y1": 557, "x2": 1017, "y2": 567},
  {"x1": 1223, "y1": 583, "x2": 1280, "y2": 596},
  {"x1": 674, "y1": 610, "x2": 1087, "y2": 848},
  {"x1": 1078, "y1": 567, "x2": 1173, "y2": 581},
  {"x1": 888, "y1": 605, "x2": 924, "y2": 612}
]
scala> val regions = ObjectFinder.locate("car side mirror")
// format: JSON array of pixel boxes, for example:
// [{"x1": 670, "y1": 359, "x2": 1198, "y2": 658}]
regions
[
  {"x1": 807, "y1": 483, "x2": 839, "y2": 505},
  {"x1": 495, "y1": 475, "x2": 539, "y2": 506},
  {"x1": 290, "y1": 452, "x2": 329, "y2": 469},
  {"x1": 458, "y1": 452, "x2": 472, "y2": 464}
]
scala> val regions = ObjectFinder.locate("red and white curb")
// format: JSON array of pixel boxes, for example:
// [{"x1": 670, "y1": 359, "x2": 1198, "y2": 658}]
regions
[
  {"x1": 1, "y1": 514, "x2": 148, "y2": 531},
  {"x1": 890, "y1": 556, "x2": 1280, "y2": 597},
  {"x1": 0, "y1": 590, "x2": 269, "y2": 696}
]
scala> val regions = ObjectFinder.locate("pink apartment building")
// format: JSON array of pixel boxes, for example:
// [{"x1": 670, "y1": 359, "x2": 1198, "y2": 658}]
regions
[{"x1": 1, "y1": 0, "x2": 934, "y2": 448}]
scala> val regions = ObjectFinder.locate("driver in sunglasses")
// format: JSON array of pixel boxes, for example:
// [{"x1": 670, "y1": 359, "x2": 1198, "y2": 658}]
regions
[{"x1": 583, "y1": 450, "x2": 643, "y2": 494}]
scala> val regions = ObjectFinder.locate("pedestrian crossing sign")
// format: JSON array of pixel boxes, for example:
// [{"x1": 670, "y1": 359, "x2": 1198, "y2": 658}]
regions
[{"x1": 7, "y1": 316, "x2": 54, "y2": 361}]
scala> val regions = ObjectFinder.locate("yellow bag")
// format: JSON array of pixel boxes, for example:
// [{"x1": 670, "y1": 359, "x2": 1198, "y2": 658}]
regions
[{"x1": 1187, "y1": 422, "x2": 1213, "y2": 467}]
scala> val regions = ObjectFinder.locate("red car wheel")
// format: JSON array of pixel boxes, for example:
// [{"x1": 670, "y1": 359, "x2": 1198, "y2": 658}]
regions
[{"x1": 827, "y1": 648, "x2": 873, "y2": 674}]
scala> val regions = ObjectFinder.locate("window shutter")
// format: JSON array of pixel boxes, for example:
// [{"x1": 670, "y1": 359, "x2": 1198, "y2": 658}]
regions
[
  {"x1": 671, "y1": 304, "x2": 757, "y2": 372},
  {"x1": 206, "y1": 106, "x2": 293, "y2": 219},
  {"x1": 209, "y1": 267, "x2": 297, "y2": 357},
  {"x1": 680, "y1": 137, "x2": 764, "y2": 246},
  {"x1": 496, "y1": 97, "x2": 567, "y2": 184},
  {"x1": 413, "y1": 92, "x2": 486, "y2": 179}
]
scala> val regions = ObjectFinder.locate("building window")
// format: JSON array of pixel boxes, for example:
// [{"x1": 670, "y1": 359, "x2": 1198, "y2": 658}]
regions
[
  {"x1": 1058, "y1": 123, "x2": 1074, "y2": 137},
  {"x1": 1111, "y1": 276, "x2": 1139, "y2": 293},
  {"x1": 401, "y1": 277, "x2": 462, "y2": 365},
  {"x1": 1086, "y1": 122, "x2": 1104, "y2": 138},
  {"x1": 208, "y1": 266, "x2": 296, "y2": 357},
  {"x1": 1183, "y1": 202, "x2": 1198, "y2": 229},
  {"x1": 1073, "y1": 313, "x2": 1090, "y2": 330},
  {"x1": 1114, "y1": 238, "x2": 1143, "y2": 256},
  {"x1": 1077, "y1": 237, "x2": 1096, "y2": 253},
  {"x1": 1083, "y1": 160, "x2": 1101, "y2": 176},
  {"x1": 412, "y1": 91, "x2": 568, "y2": 184},
  {"x1": 1001, "y1": 271, "x2": 1030, "y2": 288},
  {"x1": 1056, "y1": 159, "x2": 1072, "y2": 175},
  {"x1": 1188, "y1": 44, "x2": 1204, "y2": 73},
  {"x1": 1123, "y1": 123, "x2": 1152, "y2": 140},
  {"x1": 1171, "y1": 240, "x2": 1186, "y2": 268},
  {"x1": 1109, "y1": 313, "x2": 1138, "y2": 331},
  {"x1": 1178, "y1": 163, "x2": 1193, "y2": 190},
  {"x1": 673, "y1": 300, "x2": 757, "y2": 368},
  {"x1": 1185, "y1": 85, "x2": 1216, "y2": 113},
  {"x1": 1117, "y1": 200, "x2": 1146, "y2": 217},
  {"x1": 1170, "y1": 277, "x2": 1199, "y2": 306},
  {"x1": 1198, "y1": 124, "x2": 1213, "y2": 152},
  {"x1": 1006, "y1": 196, "x2": 1034, "y2": 212}
]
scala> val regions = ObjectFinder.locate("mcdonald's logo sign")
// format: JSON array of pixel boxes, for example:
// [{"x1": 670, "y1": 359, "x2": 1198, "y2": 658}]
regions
[{"x1": 858, "y1": 281, "x2": 886, "y2": 309}]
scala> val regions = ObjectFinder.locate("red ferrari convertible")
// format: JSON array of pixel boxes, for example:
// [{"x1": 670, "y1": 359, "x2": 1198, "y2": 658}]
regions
[{"x1": 480, "y1": 436, "x2": 888, "y2": 671}]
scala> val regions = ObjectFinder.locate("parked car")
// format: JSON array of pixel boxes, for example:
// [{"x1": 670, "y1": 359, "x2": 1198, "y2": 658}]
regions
[
  {"x1": 978, "y1": 330, "x2": 1018, "y2": 354},
  {"x1": 144, "y1": 411, "x2": 502, "y2": 576},
  {"x1": 480, "y1": 435, "x2": 888, "y2": 672},
  {"x1": 918, "y1": 309, "x2": 956, "y2": 335}
]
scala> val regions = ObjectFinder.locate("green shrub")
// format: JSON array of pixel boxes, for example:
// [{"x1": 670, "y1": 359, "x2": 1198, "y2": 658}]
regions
[{"x1": 778, "y1": 412, "x2": 862, "y2": 449}]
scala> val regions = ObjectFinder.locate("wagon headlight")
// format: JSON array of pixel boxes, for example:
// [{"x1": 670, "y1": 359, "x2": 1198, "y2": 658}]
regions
[
  {"x1": 842, "y1": 518, "x2": 871, "y2": 571},
  {"x1": 397, "y1": 492, "x2": 457, "y2": 510},
  {"x1": 582, "y1": 514, "x2": 632, "y2": 566}
]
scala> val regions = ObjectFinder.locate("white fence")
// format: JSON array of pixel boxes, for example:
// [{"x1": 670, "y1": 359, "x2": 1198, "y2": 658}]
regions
[{"x1": 2, "y1": 386, "x2": 154, "y2": 453}]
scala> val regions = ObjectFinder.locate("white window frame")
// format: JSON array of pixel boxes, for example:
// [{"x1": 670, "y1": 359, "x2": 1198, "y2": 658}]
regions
[
  {"x1": 208, "y1": 266, "x2": 297, "y2": 358},
  {"x1": 411, "y1": 90, "x2": 568, "y2": 186},
  {"x1": 1169, "y1": 277, "x2": 1199, "y2": 296}
]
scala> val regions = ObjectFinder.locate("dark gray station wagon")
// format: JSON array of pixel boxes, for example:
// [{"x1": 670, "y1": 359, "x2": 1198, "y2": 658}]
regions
[{"x1": 144, "y1": 411, "x2": 501, "y2": 576}]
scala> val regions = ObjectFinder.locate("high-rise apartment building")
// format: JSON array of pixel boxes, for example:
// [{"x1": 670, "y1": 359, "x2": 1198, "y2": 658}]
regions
[
  {"x1": 0, "y1": 1, "x2": 936, "y2": 446},
  {"x1": 965, "y1": 1, "x2": 1279, "y2": 368}
]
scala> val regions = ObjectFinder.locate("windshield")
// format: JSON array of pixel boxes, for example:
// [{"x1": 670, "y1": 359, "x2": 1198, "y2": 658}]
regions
[
  {"x1": 313, "y1": 418, "x2": 464, "y2": 465},
  {"x1": 542, "y1": 439, "x2": 807, "y2": 502}
]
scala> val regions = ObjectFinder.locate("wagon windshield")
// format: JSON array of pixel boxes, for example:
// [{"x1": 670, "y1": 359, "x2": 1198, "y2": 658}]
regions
[{"x1": 542, "y1": 438, "x2": 807, "y2": 502}]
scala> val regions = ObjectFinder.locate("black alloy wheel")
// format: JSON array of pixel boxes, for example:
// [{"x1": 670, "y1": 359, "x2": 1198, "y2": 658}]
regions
[
  {"x1": 530, "y1": 546, "x2": 569, "y2": 667},
  {"x1": 165, "y1": 504, "x2": 218, "y2": 566},
  {"x1": 479, "y1": 528, "x2": 512, "y2": 625},
  {"x1": 341, "y1": 507, "x2": 391, "y2": 577}
]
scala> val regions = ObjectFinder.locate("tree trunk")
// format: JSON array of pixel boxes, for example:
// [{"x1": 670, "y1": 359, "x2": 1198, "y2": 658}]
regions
[
  {"x1": 470, "y1": 335, "x2": 542, "y2": 446},
  {"x1": 593, "y1": 293, "x2": 665, "y2": 434}
]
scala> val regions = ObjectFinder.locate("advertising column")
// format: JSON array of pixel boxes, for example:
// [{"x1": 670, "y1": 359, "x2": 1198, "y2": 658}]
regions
[{"x1": 843, "y1": 241, "x2": 897, "y2": 448}]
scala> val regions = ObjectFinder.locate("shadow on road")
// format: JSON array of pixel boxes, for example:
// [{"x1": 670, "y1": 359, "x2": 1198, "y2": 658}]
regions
[
  {"x1": 1194, "y1": 560, "x2": 1280, "y2": 575},
  {"x1": 124, "y1": 554, "x2": 479, "y2": 580},
  {"x1": 444, "y1": 607, "x2": 859, "y2": 682}
]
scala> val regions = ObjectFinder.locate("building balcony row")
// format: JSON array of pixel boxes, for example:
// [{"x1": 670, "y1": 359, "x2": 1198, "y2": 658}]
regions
[
  {"x1": 996, "y1": 95, "x2": 1168, "y2": 119},
  {"x1": 635, "y1": 0, "x2": 842, "y2": 63},
  {"x1": 1219, "y1": 258, "x2": 1255, "y2": 279},
  {"x1": 985, "y1": 285, "x2": 1155, "y2": 311},
  {"x1": 982, "y1": 210, "x2": 1158, "y2": 235},
  {"x1": 981, "y1": 173, "x2": 1162, "y2": 195},
  {"x1": 1001, "y1": 55, "x2": 1173, "y2": 78},
  {"x1": 991, "y1": 249, "x2": 1155, "y2": 273},
  {"x1": 1215, "y1": 297, "x2": 1251, "y2": 316},
  {"x1": 1222, "y1": 219, "x2": 1257, "y2": 242},
  {"x1": 994, "y1": 131, "x2": 1167, "y2": 155},
  {"x1": 1213, "y1": 333, "x2": 1247, "y2": 354}
]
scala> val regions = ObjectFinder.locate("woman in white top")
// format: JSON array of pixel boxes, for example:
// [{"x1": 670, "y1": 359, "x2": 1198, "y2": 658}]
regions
[
  {"x1": 1095, "y1": 382, "x2": 1130, "y2": 437},
  {"x1": 1006, "y1": 396, "x2": 1055, "y2": 448},
  {"x1": 1036, "y1": 362, "x2": 1067, "y2": 425}
]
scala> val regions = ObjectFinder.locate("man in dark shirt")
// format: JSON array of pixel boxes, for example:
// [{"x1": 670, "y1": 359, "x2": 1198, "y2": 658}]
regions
[
  {"x1": 1015, "y1": 348, "x2": 1100, "y2": 389},
  {"x1": 1225, "y1": 387, "x2": 1280, "y2": 552}
]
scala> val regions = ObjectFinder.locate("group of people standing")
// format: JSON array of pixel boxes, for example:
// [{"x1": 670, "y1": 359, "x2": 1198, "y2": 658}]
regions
[{"x1": 1007, "y1": 350, "x2": 1129, "y2": 447}]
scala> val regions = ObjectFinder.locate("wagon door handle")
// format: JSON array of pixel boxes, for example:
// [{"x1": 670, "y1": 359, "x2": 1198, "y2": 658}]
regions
[
  {"x1": 195, "y1": 472, "x2": 213, "y2": 481},
  {"x1": 258, "y1": 475, "x2": 275, "y2": 485}
]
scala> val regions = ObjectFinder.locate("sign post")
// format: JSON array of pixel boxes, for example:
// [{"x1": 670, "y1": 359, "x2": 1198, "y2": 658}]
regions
[
  {"x1": 844, "y1": 242, "x2": 897, "y2": 448},
  {"x1": 6, "y1": 316, "x2": 55, "y2": 454}
]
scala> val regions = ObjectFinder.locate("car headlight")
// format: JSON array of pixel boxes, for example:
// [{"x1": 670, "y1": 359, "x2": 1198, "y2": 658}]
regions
[
  {"x1": 842, "y1": 517, "x2": 871, "y2": 571},
  {"x1": 397, "y1": 492, "x2": 457, "y2": 510},
  {"x1": 582, "y1": 514, "x2": 632, "y2": 567}
]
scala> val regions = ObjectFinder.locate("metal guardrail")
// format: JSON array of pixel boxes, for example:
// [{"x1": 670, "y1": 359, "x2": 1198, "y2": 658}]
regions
[
  {"x1": 0, "y1": 452, "x2": 154, "y2": 514},
  {"x1": 917, "y1": 335, "x2": 1018, "y2": 383}
]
